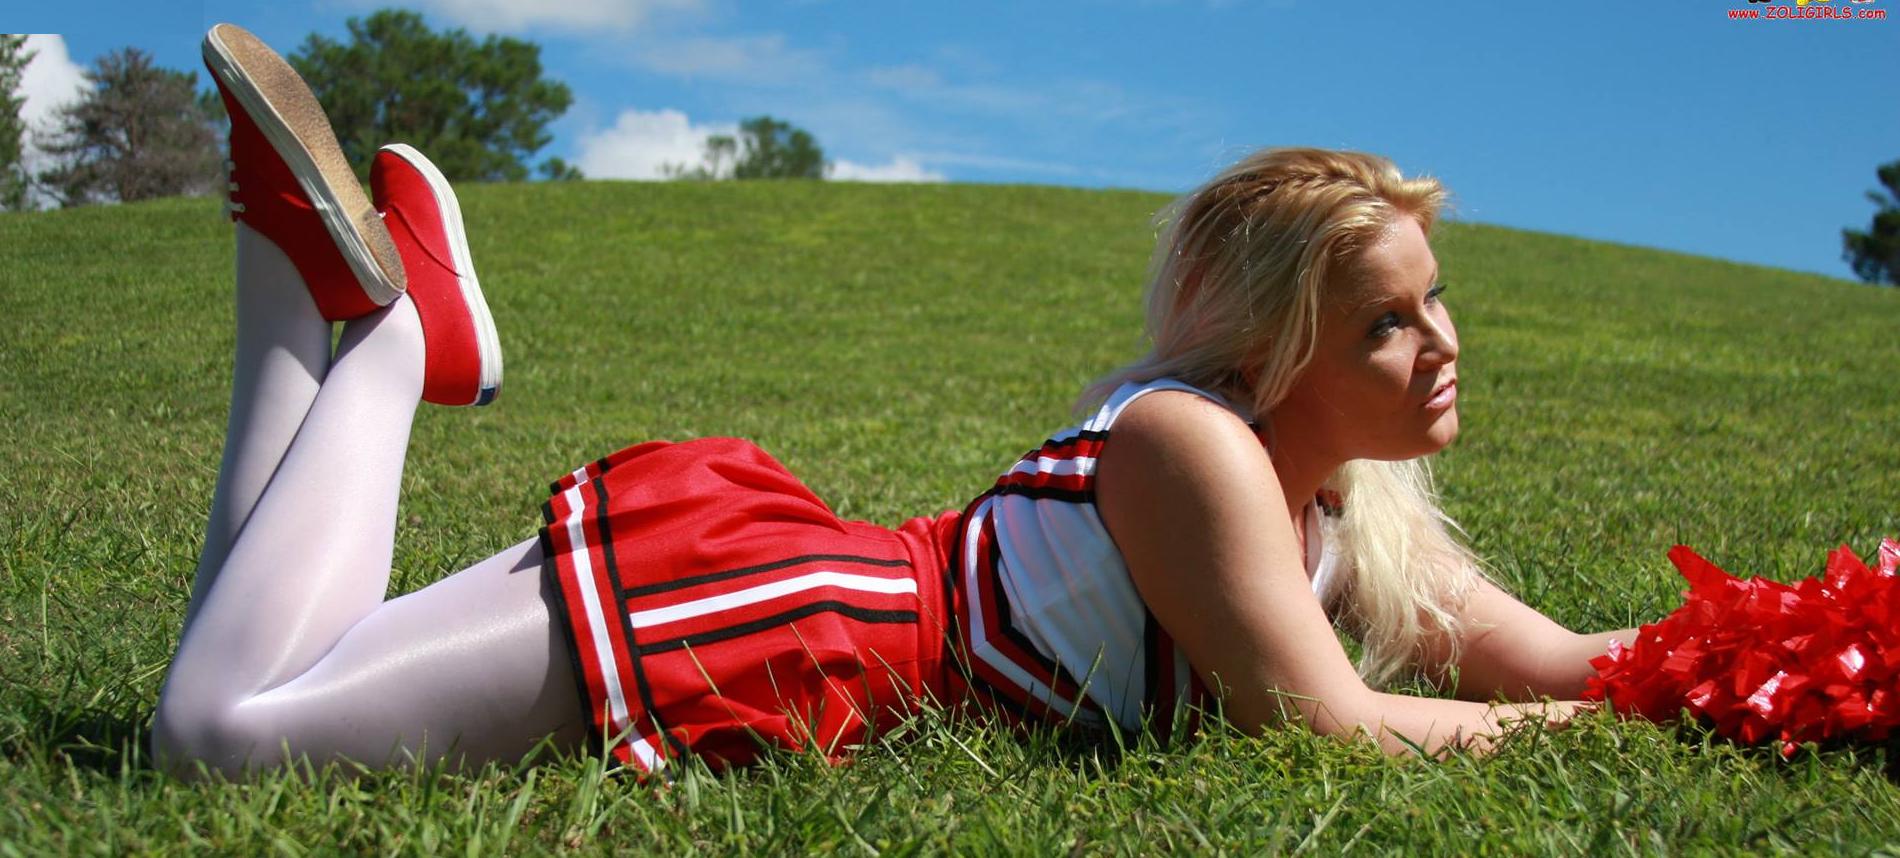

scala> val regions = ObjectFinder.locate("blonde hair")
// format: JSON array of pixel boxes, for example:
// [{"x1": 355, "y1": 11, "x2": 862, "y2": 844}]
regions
[{"x1": 1079, "y1": 146, "x2": 1482, "y2": 688}]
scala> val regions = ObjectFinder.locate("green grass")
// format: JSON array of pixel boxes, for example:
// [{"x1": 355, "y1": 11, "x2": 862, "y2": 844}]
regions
[{"x1": 4, "y1": 179, "x2": 1900, "y2": 854}]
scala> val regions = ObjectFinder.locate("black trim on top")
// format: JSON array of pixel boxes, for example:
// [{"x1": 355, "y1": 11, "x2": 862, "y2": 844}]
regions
[
  {"x1": 1142, "y1": 611, "x2": 1180, "y2": 744},
  {"x1": 639, "y1": 603, "x2": 919, "y2": 655},
  {"x1": 1141, "y1": 611, "x2": 1162, "y2": 718},
  {"x1": 936, "y1": 518, "x2": 1092, "y2": 732},
  {"x1": 592, "y1": 473, "x2": 693, "y2": 766},
  {"x1": 981, "y1": 516, "x2": 1096, "y2": 699},
  {"x1": 939, "y1": 494, "x2": 985, "y2": 695},
  {"x1": 1035, "y1": 428, "x2": 1108, "y2": 454},
  {"x1": 622, "y1": 553, "x2": 909, "y2": 599},
  {"x1": 990, "y1": 484, "x2": 1095, "y2": 505}
]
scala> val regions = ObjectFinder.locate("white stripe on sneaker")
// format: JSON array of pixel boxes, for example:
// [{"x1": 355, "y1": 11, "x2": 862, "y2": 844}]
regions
[{"x1": 379, "y1": 143, "x2": 501, "y2": 403}]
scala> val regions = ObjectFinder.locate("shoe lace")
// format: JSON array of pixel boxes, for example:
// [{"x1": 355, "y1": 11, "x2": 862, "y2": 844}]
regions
[{"x1": 221, "y1": 159, "x2": 246, "y2": 220}]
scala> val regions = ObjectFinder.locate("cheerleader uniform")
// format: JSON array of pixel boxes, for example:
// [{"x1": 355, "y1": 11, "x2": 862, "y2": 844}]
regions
[{"x1": 540, "y1": 377, "x2": 1346, "y2": 774}]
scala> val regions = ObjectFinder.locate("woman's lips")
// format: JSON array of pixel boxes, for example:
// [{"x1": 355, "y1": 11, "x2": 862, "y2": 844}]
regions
[{"x1": 1424, "y1": 379, "x2": 1457, "y2": 410}]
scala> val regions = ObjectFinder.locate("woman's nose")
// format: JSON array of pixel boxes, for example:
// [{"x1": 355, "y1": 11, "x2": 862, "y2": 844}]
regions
[{"x1": 1420, "y1": 314, "x2": 1459, "y2": 366}]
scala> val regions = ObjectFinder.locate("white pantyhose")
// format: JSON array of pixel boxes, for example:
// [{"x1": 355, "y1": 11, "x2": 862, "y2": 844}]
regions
[{"x1": 154, "y1": 223, "x2": 585, "y2": 778}]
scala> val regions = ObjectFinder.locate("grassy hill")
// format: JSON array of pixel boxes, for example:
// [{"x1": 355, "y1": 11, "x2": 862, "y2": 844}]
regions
[{"x1": 3, "y1": 180, "x2": 1899, "y2": 853}]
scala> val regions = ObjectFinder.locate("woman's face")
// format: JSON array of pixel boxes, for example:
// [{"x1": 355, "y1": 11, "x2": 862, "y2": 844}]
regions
[{"x1": 1275, "y1": 215, "x2": 1461, "y2": 461}]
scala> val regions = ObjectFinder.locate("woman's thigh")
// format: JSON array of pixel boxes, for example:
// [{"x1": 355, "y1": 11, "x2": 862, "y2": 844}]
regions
[{"x1": 239, "y1": 536, "x2": 587, "y2": 768}]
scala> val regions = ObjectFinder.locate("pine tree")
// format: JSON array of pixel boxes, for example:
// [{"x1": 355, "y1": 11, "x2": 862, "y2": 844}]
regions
[
  {"x1": 290, "y1": 9, "x2": 572, "y2": 182},
  {"x1": 0, "y1": 34, "x2": 33, "y2": 211},
  {"x1": 36, "y1": 47, "x2": 222, "y2": 207},
  {"x1": 1842, "y1": 159, "x2": 1900, "y2": 287},
  {"x1": 666, "y1": 116, "x2": 828, "y2": 181},
  {"x1": 731, "y1": 116, "x2": 826, "y2": 180}
]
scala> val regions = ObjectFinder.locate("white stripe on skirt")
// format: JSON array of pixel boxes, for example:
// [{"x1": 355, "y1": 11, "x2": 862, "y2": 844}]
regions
[
  {"x1": 563, "y1": 467, "x2": 663, "y2": 771},
  {"x1": 627, "y1": 570, "x2": 917, "y2": 629}
]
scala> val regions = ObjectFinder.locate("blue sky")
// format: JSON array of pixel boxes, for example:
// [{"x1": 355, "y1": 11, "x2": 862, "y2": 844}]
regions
[{"x1": 20, "y1": 0, "x2": 1900, "y2": 281}]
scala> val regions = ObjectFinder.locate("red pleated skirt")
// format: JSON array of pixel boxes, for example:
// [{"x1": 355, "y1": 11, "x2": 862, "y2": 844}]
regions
[{"x1": 538, "y1": 437, "x2": 963, "y2": 774}]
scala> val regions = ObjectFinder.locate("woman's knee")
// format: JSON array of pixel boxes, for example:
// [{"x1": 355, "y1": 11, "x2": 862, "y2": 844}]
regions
[{"x1": 150, "y1": 685, "x2": 277, "y2": 779}]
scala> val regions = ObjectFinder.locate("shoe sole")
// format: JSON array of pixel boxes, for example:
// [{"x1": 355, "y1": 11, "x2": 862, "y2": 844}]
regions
[
  {"x1": 381, "y1": 143, "x2": 503, "y2": 405},
  {"x1": 203, "y1": 24, "x2": 405, "y2": 306}
]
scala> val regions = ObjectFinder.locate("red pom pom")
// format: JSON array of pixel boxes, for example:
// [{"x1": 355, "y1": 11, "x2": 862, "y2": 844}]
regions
[{"x1": 1583, "y1": 539, "x2": 1900, "y2": 756}]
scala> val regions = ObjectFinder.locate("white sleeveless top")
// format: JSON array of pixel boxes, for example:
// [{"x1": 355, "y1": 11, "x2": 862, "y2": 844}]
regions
[{"x1": 949, "y1": 377, "x2": 1346, "y2": 732}]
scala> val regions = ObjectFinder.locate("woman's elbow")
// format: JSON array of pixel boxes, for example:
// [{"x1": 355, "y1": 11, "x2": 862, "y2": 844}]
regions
[{"x1": 1225, "y1": 682, "x2": 1382, "y2": 743}]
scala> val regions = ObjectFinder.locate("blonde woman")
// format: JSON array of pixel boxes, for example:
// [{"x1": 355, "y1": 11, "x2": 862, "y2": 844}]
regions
[{"x1": 154, "y1": 24, "x2": 1640, "y2": 779}]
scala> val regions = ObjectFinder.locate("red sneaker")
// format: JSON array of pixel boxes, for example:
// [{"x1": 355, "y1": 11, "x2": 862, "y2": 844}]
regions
[
  {"x1": 371, "y1": 144, "x2": 502, "y2": 407},
  {"x1": 202, "y1": 23, "x2": 404, "y2": 320}
]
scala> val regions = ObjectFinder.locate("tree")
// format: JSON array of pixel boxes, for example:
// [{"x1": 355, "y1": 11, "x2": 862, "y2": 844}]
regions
[
  {"x1": 1842, "y1": 159, "x2": 1900, "y2": 287},
  {"x1": 1, "y1": 34, "x2": 32, "y2": 211},
  {"x1": 665, "y1": 115, "x2": 827, "y2": 181},
  {"x1": 35, "y1": 47, "x2": 221, "y2": 207},
  {"x1": 663, "y1": 134, "x2": 737, "y2": 181},
  {"x1": 731, "y1": 116, "x2": 826, "y2": 180},
  {"x1": 537, "y1": 156, "x2": 583, "y2": 181},
  {"x1": 290, "y1": 10, "x2": 573, "y2": 183}
]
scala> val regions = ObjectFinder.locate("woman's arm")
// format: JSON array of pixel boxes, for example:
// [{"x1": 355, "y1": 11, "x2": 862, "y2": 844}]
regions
[
  {"x1": 1417, "y1": 574, "x2": 1643, "y2": 702},
  {"x1": 1094, "y1": 391, "x2": 1591, "y2": 757}
]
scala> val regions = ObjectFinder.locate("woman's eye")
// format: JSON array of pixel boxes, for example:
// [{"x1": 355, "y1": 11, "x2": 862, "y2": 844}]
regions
[{"x1": 1368, "y1": 284, "x2": 1448, "y2": 339}]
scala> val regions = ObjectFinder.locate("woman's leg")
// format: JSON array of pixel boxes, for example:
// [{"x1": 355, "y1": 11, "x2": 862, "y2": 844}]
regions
[
  {"x1": 159, "y1": 24, "x2": 581, "y2": 771},
  {"x1": 183, "y1": 20, "x2": 403, "y2": 625},
  {"x1": 155, "y1": 295, "x2": 583, "y2": 777},
  {"x1": 183, "y1": 223, "x2": 331, "y2": 625}
]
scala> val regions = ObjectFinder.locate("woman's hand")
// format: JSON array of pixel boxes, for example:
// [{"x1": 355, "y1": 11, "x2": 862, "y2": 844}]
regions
[{"x1": 1344, "y1": 694, "x2": 1600, "y2": 758}]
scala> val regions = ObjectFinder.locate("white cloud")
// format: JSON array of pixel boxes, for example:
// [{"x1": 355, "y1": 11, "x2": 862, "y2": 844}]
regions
[
  {"x1": 576, "y1": 108, "x2": 946, "y2": 183},
  {"x1": 365, "y1": 0, "x2": 703, "y2": 33},
  {"x1": 15, "y1": 35, "x2": 88, "y2": 207},
  {"x1": 828, "y1": 156, "x2": 945, "y2": 184},
  {"x1": 19, "y1": 34, "x2": 87, "y2": 139},
  {"x1": 574, "y1": 107, "x2": 735, "y2": 180},
  {"x1": 626, "y1": 34, "x2": 825, "y2": 83}
]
